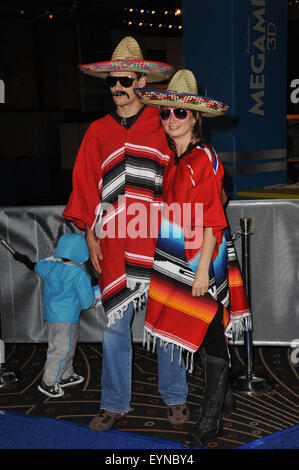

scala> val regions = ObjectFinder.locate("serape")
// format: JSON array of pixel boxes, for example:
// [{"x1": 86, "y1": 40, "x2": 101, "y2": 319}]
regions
[
  {"x1": 144, "y1": 143, "x2": 250, "y2": 363},
  {"x1": 63, "y1": 106, "x2": 170, "y2": 326}
]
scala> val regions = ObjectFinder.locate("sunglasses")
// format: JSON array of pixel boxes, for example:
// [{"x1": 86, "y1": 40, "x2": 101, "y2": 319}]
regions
[
  {"x1": 105, "y1": 76, "x2": 136, "y2": 88},
  {"x1": 159, "y1": 107, "x2": 191, "y2": 121}
]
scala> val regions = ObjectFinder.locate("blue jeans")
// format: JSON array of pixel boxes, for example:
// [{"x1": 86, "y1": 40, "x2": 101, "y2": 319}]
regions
[
  {"x1": 100, "y1": 302, "x2": 188, "y2": 413},
  {"x1": 157, "y1": 341, "x2": 189, "y2": 406}
]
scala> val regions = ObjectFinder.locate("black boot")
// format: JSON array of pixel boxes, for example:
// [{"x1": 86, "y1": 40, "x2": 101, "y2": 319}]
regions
[
  {"x1": 183, "y1": 353, "x2": 229, "y2": 448},
  {"x1": 223, "y1": 381, "x2": 236, "y2": 414},
  {"x1": 190, "y1": 348, "x2": 235, "y2": 421},
  {"x1": 190, "y1": 381, "x2": 236, "y2": 421}
]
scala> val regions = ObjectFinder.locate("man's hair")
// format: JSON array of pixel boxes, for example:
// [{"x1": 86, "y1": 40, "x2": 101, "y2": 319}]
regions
[{"x1": 135, "y1": 72, "x2": 146, "y2": 80}]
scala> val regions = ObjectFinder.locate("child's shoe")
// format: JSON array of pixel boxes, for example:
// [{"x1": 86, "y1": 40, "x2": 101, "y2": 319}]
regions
[
  {"x1": 60, "y1": 373, "x2": 84, "y2": 388},
  {"x1": 38, "y1": 381, "x2": 64, "y2": 398}
]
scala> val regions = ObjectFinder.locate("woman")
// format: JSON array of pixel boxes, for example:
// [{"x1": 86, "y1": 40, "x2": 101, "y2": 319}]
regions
[{"x1": 135, "y1": 70, "x2": 250, "y2": 447}]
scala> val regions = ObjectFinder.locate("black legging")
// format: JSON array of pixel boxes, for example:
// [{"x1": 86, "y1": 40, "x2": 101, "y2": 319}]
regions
[{"x1": 201, "y1": 304, "x2": 229, "y2": 362}]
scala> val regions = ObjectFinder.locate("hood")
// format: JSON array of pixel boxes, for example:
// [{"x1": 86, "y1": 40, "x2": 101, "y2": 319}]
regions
[{"x1": 55, "y1": 233, "x2": 89, "y2": 264}]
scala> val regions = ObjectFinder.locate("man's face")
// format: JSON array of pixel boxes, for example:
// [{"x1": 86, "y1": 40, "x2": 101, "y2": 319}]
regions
[{"x1": 107, "y1": 71, "x2": 146, "y2": 107}]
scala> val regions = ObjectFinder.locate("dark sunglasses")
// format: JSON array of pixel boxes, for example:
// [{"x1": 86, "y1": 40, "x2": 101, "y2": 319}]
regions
[
  {"x1": 159, "y1": 107, "x2": 191, "y2": 121},
  {"x1": 105, "y1": 76, "x2": 136, "y2": 88}
]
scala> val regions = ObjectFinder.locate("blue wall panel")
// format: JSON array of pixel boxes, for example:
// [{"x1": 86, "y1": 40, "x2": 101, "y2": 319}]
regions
[{"x1": 183, "y1": 0, "x2": 288, "y2": 197}]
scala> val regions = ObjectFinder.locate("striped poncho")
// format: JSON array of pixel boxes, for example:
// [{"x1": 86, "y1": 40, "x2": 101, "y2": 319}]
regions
[
  {"x1": 63, "y1": 106, "x2": 171, "y2": 326},
  {"x1": 144, "y1": 142, "x2": 250, "y2": 364}
]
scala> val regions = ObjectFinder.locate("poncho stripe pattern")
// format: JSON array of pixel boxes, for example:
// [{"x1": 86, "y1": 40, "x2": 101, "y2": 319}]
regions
[
  {"x1": 144, "y1": 225, "x2": 231, "y2": 353},
  {"x1": 63, "y1": 107, "x2": 171, "y2": 326},
  {"x1": 144, "y1": 143, "x2": 251, "y2": 358},
  {"x1": 97, "y1": 141, "x2": 170, "y2": 323}
]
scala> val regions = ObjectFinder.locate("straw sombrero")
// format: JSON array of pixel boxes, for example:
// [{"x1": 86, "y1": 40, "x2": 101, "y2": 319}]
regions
[
  {"x1": 134, "y1": 69, "x2": 229, "y2": 117},
  {"x1": 78, "y1": 36, "x2": 174, "y2": 83}
]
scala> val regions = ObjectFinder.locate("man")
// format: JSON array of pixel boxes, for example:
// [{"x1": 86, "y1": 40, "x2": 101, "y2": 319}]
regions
[{"x1": 63, "y1": 37, "x2": 189, "y2": 431}]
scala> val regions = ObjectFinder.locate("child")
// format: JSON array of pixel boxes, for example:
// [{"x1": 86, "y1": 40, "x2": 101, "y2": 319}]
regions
[{"x1": 35, "y1": 233, "x2": 96, "y2": 398}]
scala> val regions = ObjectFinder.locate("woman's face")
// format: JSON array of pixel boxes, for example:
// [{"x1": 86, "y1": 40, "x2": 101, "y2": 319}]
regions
[{"x1": 160, "y1": 107, "x2": 196, "y2": 143}]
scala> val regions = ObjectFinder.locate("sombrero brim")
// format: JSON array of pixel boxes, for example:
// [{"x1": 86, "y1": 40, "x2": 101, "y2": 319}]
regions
[
  {"x1": 134, "y1": 88, "x2": 229, "y2": 117},
  {"x1": 78, "y1": 60, "x2": 174, "y2": 83}
]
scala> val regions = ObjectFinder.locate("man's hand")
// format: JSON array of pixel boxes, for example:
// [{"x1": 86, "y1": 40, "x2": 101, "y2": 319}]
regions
[
  {"x1": 90, "y1": 298, "x2": 100, "y2": 309},
  {"x1": 85, "y1": 226, "x2": 103, "y2": 274}
]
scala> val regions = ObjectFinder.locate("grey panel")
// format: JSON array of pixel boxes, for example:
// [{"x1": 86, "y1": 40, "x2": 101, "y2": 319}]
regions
[
  {"x1": 226, "y1": 200, "x2": 299, "y2": 345},
  {"x1": 0, "y1": 202, "x2": 298, "y2": 345}
]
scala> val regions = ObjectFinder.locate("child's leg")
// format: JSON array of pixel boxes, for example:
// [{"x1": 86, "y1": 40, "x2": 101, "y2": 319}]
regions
[
  {"x1": 60, "y1": 324, "x2": 80, "y2": 380},
  {"x1": 43, "y1": 322, "x2": 77, "y2": 385}
]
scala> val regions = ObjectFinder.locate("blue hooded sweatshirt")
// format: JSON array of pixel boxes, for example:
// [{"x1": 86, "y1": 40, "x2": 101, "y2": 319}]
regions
[{"x1": 35, "y1": 233, "x2": 95, "y2": 324}]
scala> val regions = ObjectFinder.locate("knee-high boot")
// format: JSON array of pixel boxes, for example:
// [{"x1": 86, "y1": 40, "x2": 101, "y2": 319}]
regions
[
  {"x1": 183, "y1": 352, "x2": 229, "y2": 448},
  {"x1": 190, "y1": 348, "x2": 235, "y2": 421}
]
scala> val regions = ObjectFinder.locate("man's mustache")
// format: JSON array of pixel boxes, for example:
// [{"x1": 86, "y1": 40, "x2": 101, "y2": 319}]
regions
[{"x1": 112, "y1": 91, "x2": 130, "y2": 98}]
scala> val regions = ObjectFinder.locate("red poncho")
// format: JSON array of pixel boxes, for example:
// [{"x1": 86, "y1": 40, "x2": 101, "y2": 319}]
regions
[
  {"x1": 144, "y1": 143, "x2": 251, "y2": 363},
  {"x1": 63, "y1": 106, "x2": 171, "y2": 325}
]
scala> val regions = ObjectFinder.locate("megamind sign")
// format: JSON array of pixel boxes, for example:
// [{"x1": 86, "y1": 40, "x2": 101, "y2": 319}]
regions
[
  {"x1": 249, "y1": 2, "x2": 276, "y2": 116},
  {"x1": 183, "y1": 0, "x2": 288, "y2": 196}
]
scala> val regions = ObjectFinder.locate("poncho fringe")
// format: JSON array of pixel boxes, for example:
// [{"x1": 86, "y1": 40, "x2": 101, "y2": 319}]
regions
[
  {"x1": 224, "y1": 312, "x2": 252, "y2": 341},
  {"x1": 107, "y1": 282, "x2": 148, "y2": 327},
  {"x1": 143, "y1": 312, "x2": 252, "y2": 374},
  {"x1": 143, "y1": 329, "x2": 196, "y2": 374}
]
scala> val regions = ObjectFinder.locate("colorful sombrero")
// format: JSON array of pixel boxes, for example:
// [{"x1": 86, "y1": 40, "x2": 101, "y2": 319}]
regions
[
  {"x1": 134, "y1": 69, "x2": 229, "y2": 117},
  {"x1": 78, "y1": 36, "x2": 174, "y2": 83}
]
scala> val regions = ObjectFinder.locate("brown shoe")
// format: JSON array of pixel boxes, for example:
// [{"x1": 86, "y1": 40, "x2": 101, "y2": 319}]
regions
[
  {"x1": 89, "y1": 409, "x2": 129, "y2": 431},
  {"x1": 167, "y1": 403, "x2": 190, "y2": 425}
]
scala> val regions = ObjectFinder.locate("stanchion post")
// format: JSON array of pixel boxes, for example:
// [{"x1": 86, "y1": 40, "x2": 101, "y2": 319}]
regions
[
  {"x1": 241, "y1": 218, "x2": 253, "y2": 378},
  {"x1": 232, "y1": 217, "x2": 271, "y2": 394}
]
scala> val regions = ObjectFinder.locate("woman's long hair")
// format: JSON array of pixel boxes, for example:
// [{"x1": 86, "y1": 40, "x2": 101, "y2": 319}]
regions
[{"x1": 165, "y1": 109, "x2": 207, "y2": 154}]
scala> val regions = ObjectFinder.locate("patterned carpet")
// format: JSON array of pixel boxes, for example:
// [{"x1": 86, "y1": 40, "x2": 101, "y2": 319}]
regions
[{"x1": 1, "y1": 343, "x2": 299, "y2": 449}]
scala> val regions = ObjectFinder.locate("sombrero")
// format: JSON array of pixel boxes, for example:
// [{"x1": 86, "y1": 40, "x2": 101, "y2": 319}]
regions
[
  {"x1": 134, "y1": 69, "x2": 229, "y2": 117},
  {"x1": 78, "y1": 36, "x2": 174, "y2": 83}
]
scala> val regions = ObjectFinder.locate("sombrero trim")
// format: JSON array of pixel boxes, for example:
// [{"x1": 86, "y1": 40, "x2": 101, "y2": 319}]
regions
[
  {"x1": 135, "y1": 89, "x2": 229, "y2": 114},
  {"x1": 78, "y1": 60, "x2": 174, "y2": 78}
]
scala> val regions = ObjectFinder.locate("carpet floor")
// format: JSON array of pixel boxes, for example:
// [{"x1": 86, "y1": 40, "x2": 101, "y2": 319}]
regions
[
  {"x1": 0, "y1": 343, "x2": 298, "y2": 450},
  {"x1": 0, "y1": 410, "x2": 185, "y2": 449}
]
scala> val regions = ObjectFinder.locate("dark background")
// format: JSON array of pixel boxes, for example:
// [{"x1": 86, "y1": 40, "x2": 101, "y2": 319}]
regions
[{"x1": 0, "y1": 0, "x2": 298, "y2": 205}]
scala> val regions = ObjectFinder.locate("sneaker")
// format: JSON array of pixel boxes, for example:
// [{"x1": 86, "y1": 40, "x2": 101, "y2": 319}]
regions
[
  {"x1": 38, "y1": 381, "x2": 64, "y2": 398},
  {"x1": 89, "y1": 409, "x2": 129, "y2": 432},
  {"x1": 60, "y1": 373, "x2": 84, "y2": 388}
]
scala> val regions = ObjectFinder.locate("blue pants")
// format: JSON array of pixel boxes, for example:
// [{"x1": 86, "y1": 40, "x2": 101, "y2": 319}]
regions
[{"x1": 100, "y1": 302, "x2": 188, "y2": 413}]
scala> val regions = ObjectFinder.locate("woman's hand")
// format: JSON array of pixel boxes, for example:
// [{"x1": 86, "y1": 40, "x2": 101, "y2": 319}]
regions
[
  {"x1": 192, "y1": 269, "x2": 210, "y2": 297},
  {"x1": 85, "y1": 226, "x2": 103, "y2": 274},
  {"x1": 192, "y1": 227, "x2": 216, "y2": 297}
]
